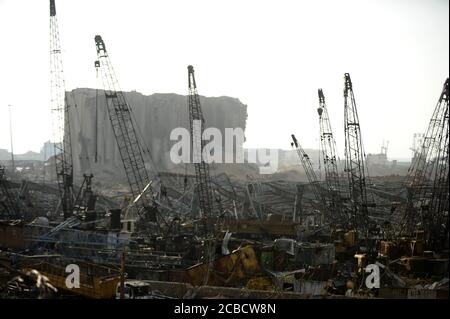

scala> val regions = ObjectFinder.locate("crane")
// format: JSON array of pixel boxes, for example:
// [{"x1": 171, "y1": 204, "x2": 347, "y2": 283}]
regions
[
  {"x1": 187, "y1": 66, "x2": 218, "y2": 283},
  {"x1": 187, "y1": 65, "x2": 215, "y2": 219},
  {"x1": 317, "y1": 88, "x2": 345, "y2": 222},
  {"x1": 291, "y1": 134, "x2": 328, "y2": 215},
  {"x1": 94, "y1": 35, "x2": 156, "y2": 223},
  {"x1": 403, "y1": 78, "x2": 449, "y2": 247},
  {"x1": 49, "y1": 0, "x2": 74, "y2": 220},
  {"x1": 343, "y1": 73, "x2": 373, "y2": 234}
]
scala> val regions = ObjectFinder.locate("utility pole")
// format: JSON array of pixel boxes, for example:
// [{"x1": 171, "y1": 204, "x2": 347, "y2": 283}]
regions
[{"x1": 8, "y1": 104, "x2": 15, "y2": 172}]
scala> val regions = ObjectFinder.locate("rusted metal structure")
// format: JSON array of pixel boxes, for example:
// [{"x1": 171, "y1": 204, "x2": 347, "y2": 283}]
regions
[
  {"x1": 22, "y1": 258, "x2": 121, "y2": 299},
  {"x1": 403, "y1": 78, "x2": 449, "y2": 248}
]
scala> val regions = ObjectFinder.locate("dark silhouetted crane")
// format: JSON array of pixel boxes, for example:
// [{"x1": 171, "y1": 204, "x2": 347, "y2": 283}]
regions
[
  {"x1": 317, "y1": 88, "x2": 345, "y2": 222},
  {"x1": 188, "y1": 65, "x2": 215, "y2": 219},
  {"x1": 343, "y1": 73, "x2": 373, "y2": 234},
  {"x1": 49, "y1": 0, "x2": 74, "y2": 219},
  {"x1": 291, "y1": 134, "x2": 327, "y2": 212},
  {"x1": 403, "y1": 78, "x2": 449, "y2": 248},
  {"x1": 94, "y1": 35, "x2": 154, "y2": 218}
]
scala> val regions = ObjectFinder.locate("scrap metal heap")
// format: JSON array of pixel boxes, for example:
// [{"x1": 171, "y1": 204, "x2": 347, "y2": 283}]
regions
[
  {"x1": 2, "y1": 67, "x2": 448, "y2": 299},
  {"x1": 0, "y1": 2, "x2": 448, "y2": 298},
  {"x1": 402, "y1": 78, "x2": 449, "y2": 249}
]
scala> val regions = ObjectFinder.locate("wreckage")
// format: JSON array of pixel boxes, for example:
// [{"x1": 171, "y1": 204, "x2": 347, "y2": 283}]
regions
[{"x1": 0, "y1": 0, "x2": 448, "y2": 300}]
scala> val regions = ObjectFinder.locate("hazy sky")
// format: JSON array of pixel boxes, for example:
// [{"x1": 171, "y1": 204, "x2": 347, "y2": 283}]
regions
[{"x1": 0, "y1": 0, "x2": 448, "y2": 160}]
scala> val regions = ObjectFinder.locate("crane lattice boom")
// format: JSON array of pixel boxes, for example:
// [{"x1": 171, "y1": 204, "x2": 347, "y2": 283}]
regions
[
  {"x1": 291, "y1": 134, "x2": 327, "y2": 208},
  {"x1": 49, "y1": 0, "x2": 74, "y2": 219},
  {"x1": 317, "y1": 89, "x2": 345, "y2": 221},
  {"x1": 403, "y1": 78, "x2": 449, "y2": 245},
  {"x1": 188, "y1": 65, "x2": 215, "y2": 218},
  {"x1": 94, "y1": 35, "x2": 151, "y2": 205},
  {"x1": 343, "y1": 73, "x2": 372, "y2": 232}
]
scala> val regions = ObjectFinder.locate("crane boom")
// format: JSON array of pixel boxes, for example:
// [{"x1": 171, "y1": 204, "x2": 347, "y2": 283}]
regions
[
  {"x1": 94, "y1": 35, "x2": 151, "y2": 205},
  {"x1": 291, "y1": 134, "x2": 327, "y2": 207},
  {"x1": 317, "y1": 89, "x2": 345, "y2": 220},
  {"x1": 188, "y1": 65, "x2": 215, "y2": 218},
  {"x1": 403, "y1": 78, "x2": 449, "y2": 245},
  {"x1": 49, "y1": 0, "x2": 74, "y2": 219},
  {"x1": 343, "y1": 73, "x2": 372, "y2": 233}
]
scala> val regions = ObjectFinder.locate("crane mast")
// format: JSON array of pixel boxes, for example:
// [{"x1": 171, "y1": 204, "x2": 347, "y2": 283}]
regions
[
  {"x1": 343, "y1": 73, "x2": 372, "y2": 233},
  {"x1": 94, "y1": 35, "x2": 152, "y2": 207},
  {"x1": 317, "y1": 89, "x2": 344, "y2": 220},
  {"x1": 49, "y1": 0, "x2": 74, "y2": 219},
  {"x1": 188, "y1": 65, "x2": 215, "y2": 218},
  {"x1": 95, "y1": 35, "x2": 150, "y2": 198},
  {"x1": 291, "y1": 134, "x2": 327, "y2": 209},
  {"x1": 403, "y1": 78, "x2": 449, "y2": 246}
]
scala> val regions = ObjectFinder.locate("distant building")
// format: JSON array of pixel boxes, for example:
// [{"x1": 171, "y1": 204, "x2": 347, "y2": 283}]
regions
[
  {"x1": 0, "y1": 142, "x2": 60, "y2": 162},
  {"x1": 366, "y1": 153, "x2": 388, "y2": 166},
  {"x1": 0, "y1": 148, "x2": 10, "y2": 160},
  {"x1": 40, "y1": 141, "x2": 60, "y2": 161}
]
